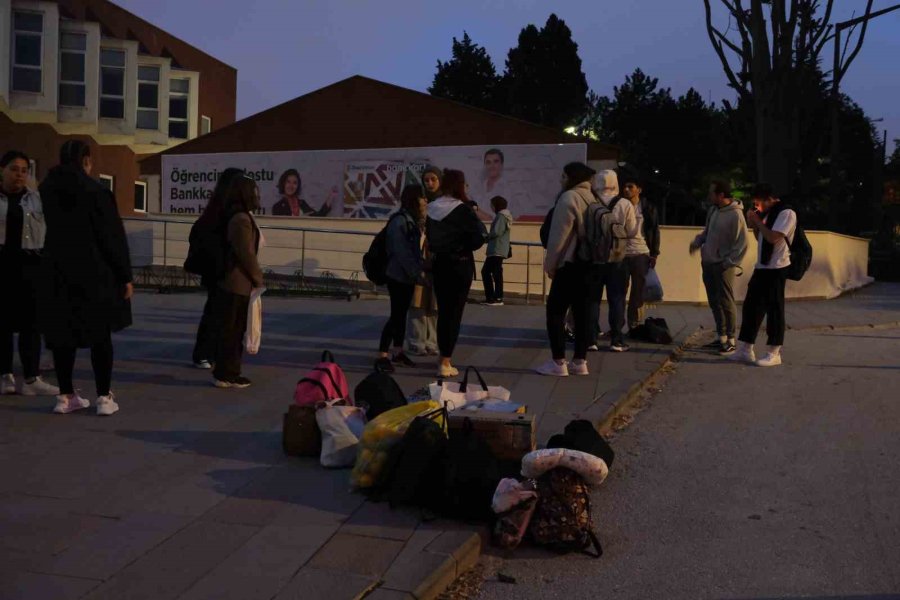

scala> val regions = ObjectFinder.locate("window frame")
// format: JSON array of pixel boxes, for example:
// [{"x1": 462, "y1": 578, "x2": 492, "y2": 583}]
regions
[
  {"x1": 136, "y1": 65, "x2": 160, "y2": 130},
  {"x1": 99, "y1": 48, "x2": 127, "y2": 120},
  {"x1": 133, "y1": 180, "x2": 147, "y2": 212},
  {"x1": 168, "y1": 77, "x2": 190, "y2": 139},
  {"x1": 200, "y1": 115, "x2": 211, "y2": 136},
  {"x1": 58, "y1": 31, "x2": 88, "y2": 108},
  {"x1": 98, "y1": 174, "x2": 114, "y2": 191},
  {"x1": 11, "y1": 10, "x2": 44, "y2": 94}
]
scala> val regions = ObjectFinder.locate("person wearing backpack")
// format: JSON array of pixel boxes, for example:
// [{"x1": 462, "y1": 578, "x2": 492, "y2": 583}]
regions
[
  {"x1": 211, "y1": 176, "x2": 264, "y2": 388},
  {"x1": 689, "y1": 180, "x2": 748, "y2": 355},
  {"x1": 405, "y1": 165, "x2": 441, "y2": 357},
  {"x1": 481, "y1": 195, "x2": 512, "y2": 306},
  {"x1": 537, "y1": 162, "x2": 598, "y2": 377},
  {"x1": 426, "y1": 169, "x2": 487, "y2": 378},
  {"x1": 375, "y1": 185, "x2": 426, "y2": 373},
  {"x1": 732, "y1": 183, "x2": 796, "y2": 367},
  {"x1": 586, "y1": 169, "x2": 627, "y2": 351},
  {"x1": 187, "y1": 167, "x2": 244, "y2": 370}
]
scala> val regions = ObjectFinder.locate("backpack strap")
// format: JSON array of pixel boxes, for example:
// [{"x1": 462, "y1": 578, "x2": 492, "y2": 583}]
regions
[
  {"x1": 312, "y1": 367, "x2": 341, "y2": 392},
  {"x1": 296, "y1": 377, "x2": 330, "y2": 397},
  {"x1": 321, "y1": 350, "x2": 336, "y2": 363},
  {"x1": 583, "y1": 529, "x2": 603, "y2": 559}
]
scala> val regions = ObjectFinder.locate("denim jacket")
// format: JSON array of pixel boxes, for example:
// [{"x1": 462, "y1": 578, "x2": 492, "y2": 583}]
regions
[
  {"x1": 0, "y1": 189, "x2": 46, "y2": 250},
  {"x1": 386, "y1": 209, "x2": 424, "y2": 284}
]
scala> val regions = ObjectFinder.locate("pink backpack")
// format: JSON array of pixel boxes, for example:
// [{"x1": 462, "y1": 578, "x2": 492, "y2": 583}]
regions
[{"x1": 294, "y1": 351, "x2": 350, "y2": 406}]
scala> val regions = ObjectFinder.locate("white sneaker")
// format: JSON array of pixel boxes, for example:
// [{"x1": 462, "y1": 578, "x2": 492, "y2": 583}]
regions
[
  {"x1": 756, "y1": 346, "x2": 783, "y2": 367},
  {"x1": 21, "y1": 377, "x2": 61, "y2": 396},
  {"x1": 729, "y1": 341, "x2": 756, "y2": 364},
  {"x1": 1, "y1": 373, "x2": 16, "y2": 395},
  {"x1": 536, "y1": 359, "x2": 569, "y2": 377},
  {"x1": 437, "y1": 364, "x2": 459, "y2": 378},
  {"x1": 193, "y1": 360, "x2": 213, "y2": 370},
  {"x1": 568, "y1": 359, "x2": 589, "y2": 376},
  {"x1": 96, "y1": 393, "x2": 120, "y2": 416},
  {"x1": 53, "y1": 393, "x2": 90, "y2": 414}
]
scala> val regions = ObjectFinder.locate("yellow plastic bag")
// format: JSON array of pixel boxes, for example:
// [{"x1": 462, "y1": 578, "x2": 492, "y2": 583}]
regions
[{"x1": 350, "y1": 400, "x2": 442, "y2": 489}]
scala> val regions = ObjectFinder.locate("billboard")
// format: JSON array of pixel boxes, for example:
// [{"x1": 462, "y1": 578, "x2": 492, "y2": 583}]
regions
[{"x1": 161, "y1": 143, "x2": 587, "y2": 220}]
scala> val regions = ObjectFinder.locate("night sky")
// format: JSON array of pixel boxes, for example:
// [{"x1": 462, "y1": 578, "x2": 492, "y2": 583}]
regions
[{"x1": 116, "y1": 0, "x2": 900, "y2": 153}]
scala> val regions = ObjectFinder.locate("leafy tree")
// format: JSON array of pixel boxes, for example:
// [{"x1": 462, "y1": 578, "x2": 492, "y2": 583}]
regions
[
  {"x1": 429, "y1": 32, "x2": 501, "y2": 112},
  {"x1": 501, "y1": 14, "x2": 589, "y2": 128}
]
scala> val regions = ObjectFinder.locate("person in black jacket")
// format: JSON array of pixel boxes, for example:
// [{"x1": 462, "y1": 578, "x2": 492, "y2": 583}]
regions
[
  {"x1": 425, "y1": 169, "x2": 487, "y2": 378},
  {"x1": 38, "y1": 140, "x2": 133, "y2": 416},
  {"x1": 188, "y1": 167, "x2": 243, "y2": 369}
]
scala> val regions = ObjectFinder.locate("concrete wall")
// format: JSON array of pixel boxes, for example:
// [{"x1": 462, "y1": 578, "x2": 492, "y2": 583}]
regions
[{"x1": 123, "y1": 216, "x2": 873, "y2": 302}]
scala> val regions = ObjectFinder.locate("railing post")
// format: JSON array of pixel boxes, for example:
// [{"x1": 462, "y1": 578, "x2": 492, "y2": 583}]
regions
[
  {"x1": 162, "y1": 221, "x2": 167, "y2": 267},
  {"x1": 525, "y1": 245, "x2": 531, "y2": 305},
  {"x1": 301, "y1": 230, "x2": 306, "y2": 276}
]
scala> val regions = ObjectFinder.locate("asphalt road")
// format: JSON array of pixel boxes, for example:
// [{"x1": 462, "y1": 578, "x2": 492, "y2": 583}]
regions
[{"x1": 477, "y1": 328, "x2": 900, "y2": 600}]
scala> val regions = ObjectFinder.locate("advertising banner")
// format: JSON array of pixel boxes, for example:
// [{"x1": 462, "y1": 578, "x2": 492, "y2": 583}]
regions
[{"x1": 162, "y1": 143, "x2": 586, "y2": 220}]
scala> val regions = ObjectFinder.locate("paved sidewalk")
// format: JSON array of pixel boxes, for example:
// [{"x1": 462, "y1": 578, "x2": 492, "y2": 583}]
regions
[{"x1": 0, "y1": 283, "x2": 896, "y2": 600}]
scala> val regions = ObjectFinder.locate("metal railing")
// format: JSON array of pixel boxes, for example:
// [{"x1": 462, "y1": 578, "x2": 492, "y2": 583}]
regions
[{"x1": 123, "y1": 216, "x2": 548, "y2": 304}]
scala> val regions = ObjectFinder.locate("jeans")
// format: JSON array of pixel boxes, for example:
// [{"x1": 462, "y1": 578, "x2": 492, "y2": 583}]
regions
[
  {"x1": 380, "y1": 280, "x2": 415, "y2": 352},
  {"x1": 53, "y1": 335, "x2": 114, "y2": 396},
  {"x1": 432, "y1": 257, "x2": 473, "y2": 358},
  {"x1": 481, "y1": 257, "x2": 504, "y2": 302},
  {"x1": 406, "y1": 309, "x2": 438, "y2": 354},
  {"x1": 624, "y1": 254, "x2": 651, "y2": 328},
  {"x1": 0, "y1": 330, "x2": 41, "y2": 380},
  {"x1": 192, "y1": 285, "x2": 218, "y2": 364},
  {"x1": 547, "y1": 262, "x2": 592, "y2": 360},
  {"x1": 212, "y1": 289, "x2": 250, "y2": 381},
  {"x1": 702, "y1": 262, "x2": 738, "y2": 339},
  {"x1": 588, "y1": 262, "x2": 627, "y2": 345},
  {"x1": 738, "y1": 268, "x2": 788, "y2": 346}
]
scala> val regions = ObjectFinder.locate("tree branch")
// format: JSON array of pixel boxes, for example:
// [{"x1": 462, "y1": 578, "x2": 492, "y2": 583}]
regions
[
  {"x1": 838, "y1": 0, "x2": 875, "y2": 81},
  {"x1": 703, "y1": 0, "x2": 751, "y2": 98},
  {"x1": 711, "y1": 24, "x2": 744, "y2": 55}
]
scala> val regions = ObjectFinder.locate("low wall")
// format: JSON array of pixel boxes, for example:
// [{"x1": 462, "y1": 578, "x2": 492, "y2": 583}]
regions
[{"x1": 123, "y1": 215, "x2": 872, "y2": 303}]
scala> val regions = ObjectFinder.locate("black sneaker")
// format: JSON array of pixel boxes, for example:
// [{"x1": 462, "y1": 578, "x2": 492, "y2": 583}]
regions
[
  {"x1": 610, "y1": 341, "x2": 631, "y2": 352},
  {"x1": 391, "y1": 352, "x2": 416, "y2": 367},
  {"x1": 718, "y1": 342, "x2": 736, "y2": 355},
  {"x1": 703, "y1": 340, "x2": 724, "y2": 349},
  {"x1": 374, "y1": 357, "x2": 395, "y2": 373},
  {"x1": 213, "y1": 376, "x2": 252, "y2": 389}
]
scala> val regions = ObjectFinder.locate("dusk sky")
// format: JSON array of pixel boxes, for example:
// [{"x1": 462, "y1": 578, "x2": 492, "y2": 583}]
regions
[{"x1": 117, "y1": 0, "x2": 900, "y2": 153}]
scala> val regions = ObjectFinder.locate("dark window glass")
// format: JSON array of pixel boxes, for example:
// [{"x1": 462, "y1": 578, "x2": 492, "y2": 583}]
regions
[
  {"x1": 12, "y1": 68, "x2": 41, "y2": 92},
  {"x1": 101, "y1": 68, "x2": 124, "y2": 96},
  {"x1": 100, "y1": 98, "x2": 125, "y2": 119},
  {"x1": 60, "y1": 53, "x2": 85, "y2": 82},
  {"x1": 100, "y1": 49, "x2": 126, "y2": 67},
  {"x1": 134, "y1": 184, "x2": 146, "y2": 211},
  {"x1": 59, "y1": 83, "x2": 86, "y2": 107},
  {"x1": 14, "y1": 35, "x2": 41, "y2": 66},
  {"x1": 138, "y1": 83, "x2": 158, "y2": 109},
  {"x1": 137, "y1": 66, "x2": 159, "y2": 82},
  {"x1": 169, "y1": 79, "x2": 189, "y2": 94},
  {"x1": 169, "y1": 96, "x2": 188, "y2": 119},
  {"x1": 14, "y1": 12, "x2": 43, "y2": 33},
  {"x1": 137, "y1": 110, "x2": 158, "y2": 130},
  {"x1": 60, "y1": 33, "x2": 86, "y2": 51},
  {"x1": 169, "y1": 121, "x2": 188, "y2": 139}
]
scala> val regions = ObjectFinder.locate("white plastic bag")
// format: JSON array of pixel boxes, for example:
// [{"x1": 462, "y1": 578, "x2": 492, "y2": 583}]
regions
[
  {"x1": 316, "y1": 399, "x2": 367, "y2": 468},
  {"x1": 244, "y1": 286, "x2": 266, "y2": 354},
  {"x1": 429, "y1": 366, "x2": 511, "y2": 411},
  {"x1": 644, "y1": 268, "x2": 663, "y2": 303},
  {"x1": 491, "y1": 478, "x2": 538, "y2": 514}
]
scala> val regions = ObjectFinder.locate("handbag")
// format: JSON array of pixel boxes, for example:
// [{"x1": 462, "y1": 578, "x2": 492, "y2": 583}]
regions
[
  {"x1": 316, "y1": 399, "x2": 367, "y2": 468},
  {"x1": 243, "y1": 286, "x2": 266, "y2": 354},
  {"x1": 429, "y1": 366, "x2": 511, "y2": 411}
]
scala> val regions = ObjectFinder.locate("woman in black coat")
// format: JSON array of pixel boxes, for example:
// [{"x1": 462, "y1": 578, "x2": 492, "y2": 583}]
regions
[{"x1": 38, "y1": 140, "x2": 133, "y2": 416}]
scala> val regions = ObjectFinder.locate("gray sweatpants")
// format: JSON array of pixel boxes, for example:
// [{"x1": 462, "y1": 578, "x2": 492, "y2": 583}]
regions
[
  {"x1": 405, "y1": 308, "x2": 438, "y2": 355},
  {"x1": 702, "y1": 262, "x2": 738, "y2": 339}
]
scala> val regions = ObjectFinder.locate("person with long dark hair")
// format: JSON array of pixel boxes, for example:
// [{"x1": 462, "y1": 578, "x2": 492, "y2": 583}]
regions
[
  {"x1": 426, "y1": 169, "x2": 487, "y2": 378},
  {"x1": 212, "y1": 176, "x2": 263, "y2": 388},
  {"x1": 537, "y1": 162, "x2": 597, "y2": 377},
  {"x1": 375, "y1": 185, "x2": 426, "y2": 372},
  {"x1": 188, "y1": 167, "x2": 244, "y2": 369},
  {"x1": 271, "y1": 169, "x2": 331, "y2": 216},
  {"x1": 39, "y1": 140, "x2": 133, "y2": 415},
  {"x1": 405, "y1": 165, "x2": 442, "y2": 356},
  {"x1": 0, "y1": 150, "x2": 59, "y2": 397}
]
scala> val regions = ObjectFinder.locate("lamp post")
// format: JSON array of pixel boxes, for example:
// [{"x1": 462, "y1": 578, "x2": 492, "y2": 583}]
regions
[{"x1": 829, "y1": 3, "x2": 900, "y2": 230}]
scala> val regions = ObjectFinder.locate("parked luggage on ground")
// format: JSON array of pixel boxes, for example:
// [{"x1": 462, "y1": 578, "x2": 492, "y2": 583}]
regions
[
  {"x1": 282, "y1": 404, "x2": 321, "y2": 457},
  {"x1": 354, "y1": 364, "x2": 406, "y2": 421},
  {"x1": 528, "y1": 468, "x2": 603, "y2": 558},
  {"x1": 316, "y1": 399, "x2": 367, "y2": 468},
  {"x1": 447, "y1": 410, "x2": 535, "y2": 464},
  {"x1": 294, "y1": 351, "x2": 350, "y2": 406},
  {"x1": 628, "y1": 317, "x2": 673, "y2": 345},
  {"x1": 438, "y1": 417, "x2": 502, "y2": 521},
  {"x1": 493, "y1": 494, "x2": 538, "y2": 550},
  {"x1": 547, "y1": 420, "x2": 616, "y2": 468},
  {"x1": 385, "y1": 406, "x2": 449, "y2": 508}
]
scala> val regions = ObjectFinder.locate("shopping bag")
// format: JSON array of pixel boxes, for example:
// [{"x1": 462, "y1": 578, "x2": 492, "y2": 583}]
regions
[
  {"x1": 243, "y1": 286, "x2": 266, "y2": 354},
  {"x1": 429, "y1": 366, "x2": 511, "y2": 411},
  {"x1": 644, "y1": 268, "x2": 663, "y2": 303},
  {"x1": 316, "y1": 399, "x2": 367, "y2": 468}
]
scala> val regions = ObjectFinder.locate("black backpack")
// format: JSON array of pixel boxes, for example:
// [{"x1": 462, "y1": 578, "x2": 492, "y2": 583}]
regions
[
  {"x1": 787, "y1": 225, "x2": 813, "y2": 281},
  {"x1": 627, "y1": 317, "x2": 673, "y2": 345},
  {"x1": 386, "y1": 406, "x2": 448, "y2": 509},
  {"x1": 437, "y1": 418, "x2": 502, "y2": 521},
  {"x1": 547, "y1": 420, "x2": 616, "y2": 468},
  {"x1": 539, "y1": 205, "x2": 555, "y2": 249},
  {"x1": 184, "y1": 218, "x2": 228, "y2": 279},
  {"x1": 362, "y1": 213, "x2": 402, "y2": 285},
  {"x1": 354, "y1": 364, "x2": 406, "y2": 421}
]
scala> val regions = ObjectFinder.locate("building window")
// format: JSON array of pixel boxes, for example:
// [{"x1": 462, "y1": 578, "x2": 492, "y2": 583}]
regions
[
  {"x1": 59, "y1": 32, "x2": 87, "y2": 107},
  {"x1": 99, "y1": 49, "x2": 126, "y2": 119},
  {"x1": 168, "y1": 78, "x2": 190, "y2": 139},
  {"x1": 134, "y1": 181, "x2": 147, "y2": 212},
  {"x1": 201, "y1": 115, "x2": 211, "y2": 136},
  {"x1": 12, "y1": 11, "x2": 43, "y2": 93},
  {"x1": 98, "y1": 174, "x2": 114, "y2": 191},
  {"x1": 137, "y1": 66, "x2": 160, "y2": 130}
]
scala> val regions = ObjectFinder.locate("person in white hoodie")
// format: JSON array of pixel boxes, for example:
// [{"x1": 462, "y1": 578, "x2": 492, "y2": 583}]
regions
[
  {"x1": 481, "y1": 196, "x2": 513, "y2": 306},
  {"x1": 587, "y1": 169, "x2": 628, "y2": 351},
  {"x1": 537, "y1": 162, "x2": 598, "y2": 377},
  {"x1": 690, "y1": 180, "x2": 748, "y2": 355}
]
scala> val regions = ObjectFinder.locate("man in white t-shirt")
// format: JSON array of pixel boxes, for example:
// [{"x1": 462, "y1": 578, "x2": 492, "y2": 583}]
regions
[{"x1": 731, "y1": 183, "x2": 797, "y2": 367}]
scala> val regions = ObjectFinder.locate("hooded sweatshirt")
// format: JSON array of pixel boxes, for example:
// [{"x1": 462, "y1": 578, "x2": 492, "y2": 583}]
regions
[
  {"x1": 426, "y1": 196, "x2": 487, "y2": 257},
  {"x1": 694, "y1": 199, "x2": 748, "y2": 268},
  {"x1": 543, "y1": 181, "x2": 594, "y2": 275},
  {"x1": 594, "y1": 170, "x2": 620, "y2": 206},
  {"x1": 486, "y1": 209, "x2": 513, "y2": 257}
]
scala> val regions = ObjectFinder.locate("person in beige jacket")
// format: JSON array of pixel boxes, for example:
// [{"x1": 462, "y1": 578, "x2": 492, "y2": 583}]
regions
[
  {"x1": 213, "y1": 176, "x2": 263, "y2": 388},
  {"x1": 537, "y1": 162, "x2": 597, "y2": 377}
]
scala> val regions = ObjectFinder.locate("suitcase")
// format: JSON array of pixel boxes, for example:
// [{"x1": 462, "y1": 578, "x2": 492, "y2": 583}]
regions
[
  {"x1": 447, "y1": 410, "x2": 535, "y2": 463},
  {"x1": 282, "y1": 405, "x2": 321, "y2": 457}
]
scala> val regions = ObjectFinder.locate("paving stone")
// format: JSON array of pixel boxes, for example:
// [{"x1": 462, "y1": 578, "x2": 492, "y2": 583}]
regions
[
  {"x1": 0, "y1": 571, "x2": 101, "y2": 600},
  {"x1": 364, "y1": 588, "x2": 416, "y2": 599},
  {"x1": 308, "y1": 532, "x2": 404, "y2": 578},
  {"x1": 273, "y1": 567, "x2": 379, "y2": 600},
  {"x1": 426, "y1": 531, "x2": 482, "y2": 574},
  {"x1": 380, "y1": 551, "x2": 452, "y2": 598},
  {"x1": 341, "y1": 500, "x2": 420, "y2": 541}
]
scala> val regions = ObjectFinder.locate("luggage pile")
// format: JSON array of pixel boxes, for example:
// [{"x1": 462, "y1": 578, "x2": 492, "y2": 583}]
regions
[{"x1": 281, "y1": 351, "x2": 614, "y2": 554}]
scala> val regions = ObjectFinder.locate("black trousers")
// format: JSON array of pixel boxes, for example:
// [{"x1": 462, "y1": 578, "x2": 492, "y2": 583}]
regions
[
  {"x1": 547, "y1": 262, "x2": 593, "y2": 360},
  {"x1": 53, "y1": 335, "x2": 114, "y2": 397},
  {"x1": 738, "y1": 268, "x2": 788, "y2": 346},
  {"x1": 587, "y1": 262, "x2": 627, "y2": 345},
  {"x1": 192, "y1": 285, "x2": 218, "y2": 364},
  {"x1": 213, "y1": 289, "x2": 250, "y2": 381},
  {"x1": 433, "y1": 257, "x2": 474, "y2": 358},
  {"x1": 0, "y1": 330, "x2": 41, "y2": 380},
  {"x1": 380, "y1": 280, "x2": 415, "y2": 352},
  {"x1": 481, "y1": 257, "x2": 504, "y2": 302}
]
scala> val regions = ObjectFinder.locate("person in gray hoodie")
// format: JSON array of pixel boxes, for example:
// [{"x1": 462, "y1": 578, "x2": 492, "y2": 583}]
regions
[
  {"x1": 690, "y1": 180, "x2": 748, "y2": 354},
  {"x1": 481, "y1": 196, "x2": 512, "y2": 306}
]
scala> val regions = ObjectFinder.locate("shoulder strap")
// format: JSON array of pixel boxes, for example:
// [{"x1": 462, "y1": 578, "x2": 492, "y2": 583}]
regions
[
  {"x1": 296, "y1": 377, "x2": 329, "y2": 396},
  {"x1": 312, "y1": 366, "x2": 341, "y2": 391}
]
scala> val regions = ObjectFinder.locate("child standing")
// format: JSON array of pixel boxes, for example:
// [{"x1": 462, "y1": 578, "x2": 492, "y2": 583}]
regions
[{"x1": 481, "y1": 196, "x2": 512, "y2": 306}]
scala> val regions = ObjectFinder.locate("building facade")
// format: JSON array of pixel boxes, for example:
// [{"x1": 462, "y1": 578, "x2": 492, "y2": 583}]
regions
[{"x1": 1, "y1": 0, "x2": 236, "y2": 215}]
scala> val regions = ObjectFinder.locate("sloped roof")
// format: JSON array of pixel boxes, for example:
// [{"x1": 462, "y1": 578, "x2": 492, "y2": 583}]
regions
[{"x1": 142, "y1": 76, "x2": 617, "y2": 171}]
